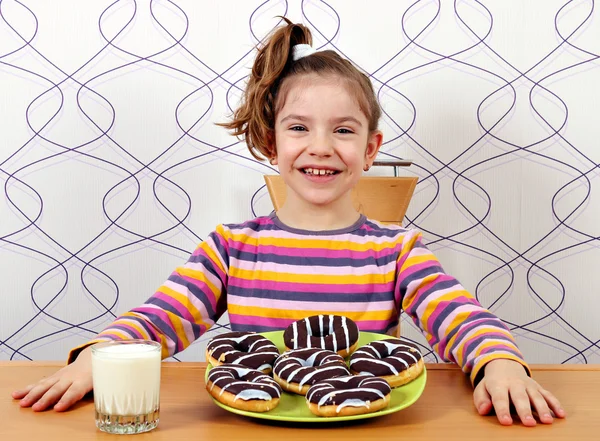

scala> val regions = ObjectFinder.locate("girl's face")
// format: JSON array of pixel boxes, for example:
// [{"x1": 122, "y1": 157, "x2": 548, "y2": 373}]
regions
[{"x1": 271, "y1": 74, "x2": 382, "y2": 209}]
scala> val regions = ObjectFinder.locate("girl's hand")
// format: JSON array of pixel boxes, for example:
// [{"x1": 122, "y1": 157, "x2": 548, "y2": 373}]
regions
[
  {"x1": 11, "y1": 347, "x2": 93, "y2": 412},
  {"x1": 473, "y1": 359, "x2": 566, "y2": 426}
]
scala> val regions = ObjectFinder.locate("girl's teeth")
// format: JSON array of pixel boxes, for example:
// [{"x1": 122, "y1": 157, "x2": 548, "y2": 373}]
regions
[{"x1": 304, "y1": 168, "x2": 335, "y2": 175}]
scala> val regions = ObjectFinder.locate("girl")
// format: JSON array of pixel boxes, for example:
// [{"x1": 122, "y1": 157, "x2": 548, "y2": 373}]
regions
[{"x1": 13, "y1": 19, "x2": 564, "y2": 427}]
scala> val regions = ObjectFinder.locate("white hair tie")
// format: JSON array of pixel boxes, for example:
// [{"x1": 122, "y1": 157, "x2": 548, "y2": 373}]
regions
[{"x1": 292, "y1": 44, "x2": 317, "y2": 61}]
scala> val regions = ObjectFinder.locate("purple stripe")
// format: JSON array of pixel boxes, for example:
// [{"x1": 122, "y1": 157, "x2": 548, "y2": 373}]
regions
[
  {"x1": 229, "y1": 242, "x2": 400, "y2": 260},
  {"x1": 228, "y1": 277, "x2": 395, "y2": 293},
  {"x1": 150, "y1": 293, "x2": 196, "y2": 323}
]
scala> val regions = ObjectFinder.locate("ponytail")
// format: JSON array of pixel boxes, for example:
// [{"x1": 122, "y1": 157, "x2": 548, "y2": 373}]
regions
[
  {"x1": 220, "y1": 17, "x2": 381, "y2": 162},
  {"x1": 219, "y1": 18, "x2": 312, "y2": 161}
]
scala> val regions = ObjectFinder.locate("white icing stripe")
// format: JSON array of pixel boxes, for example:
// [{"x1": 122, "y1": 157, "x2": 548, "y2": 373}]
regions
[
  {"x1": 350, "y1": 357, "x2": 405, "y2": 374},
  {"x1": 331, "y1": 315, "x2": 337, "y2": 353},
  {"x1": 286, "y1": 315, "x2": 358, "y2": 353},
  {"x1": 342, "y1": 316, "x2": 349, "y2": 351},
  {"x1": 298, "y1": 366, "x2": 349, "y2": 387},
  {"x1": 315, "y1": 387, "x2": 387, "y2": 408},
  {"x1": 293, "y1": 322, "x2": 298, "y2": 348},
  {"x1": 349, "y1": 339, "x2": 422, "y2": 375},
  {"x1": 233, "y1": 389, "x2": 272, "y2": 402},
  {"x1": 208, "y1": 367, "x2": 282, "y2": 400},
  {"x1": 337, "y1": 398, "x2": 370, "y2": 413},
  {"x1": 273, "y1": 348, "x2": 348, "y2": 386},
  {"x1": 319, "y1": 315, "x2": 324, "y2": 349}
]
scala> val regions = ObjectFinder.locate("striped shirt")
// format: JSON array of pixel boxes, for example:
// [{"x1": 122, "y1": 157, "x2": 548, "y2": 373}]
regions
[{"x1": 70, "y1": 213, "x2": 528, "y2": 384}]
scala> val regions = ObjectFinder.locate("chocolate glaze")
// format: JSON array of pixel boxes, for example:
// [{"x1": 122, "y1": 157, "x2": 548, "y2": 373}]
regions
[
  {"x1": 207, "y1": 365, "x2": 282, "y2": 401},
  {"x1": 273, "y1": 348, "x2": 350, "y2": 387},
  {"x1": 283, "y1": 315, "x2": 359, "y2": 352},
  {"x1": 349, "y1": 338, "x2": 423, "y2": 376},
  {"x1": 207, "y1": 332, "x2": 279, "y2": 371},
  {"x1": 306, "y1": 375, "x2": 391, "y2": 412}
]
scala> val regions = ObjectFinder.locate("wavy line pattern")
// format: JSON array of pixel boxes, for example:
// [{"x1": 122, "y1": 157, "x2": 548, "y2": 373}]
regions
[{"x1": 0, "y1": 0, "x2": 598, "y2": 364}]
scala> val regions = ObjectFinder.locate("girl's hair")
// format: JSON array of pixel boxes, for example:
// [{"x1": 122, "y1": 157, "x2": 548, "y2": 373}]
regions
[{"x1": 219, "y1": 17, "x2": 382, "y2": 161}]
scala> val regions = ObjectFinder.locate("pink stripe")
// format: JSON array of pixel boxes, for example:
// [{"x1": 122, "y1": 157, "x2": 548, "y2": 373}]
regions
[
  {"x1": 228, "y1": 228, "x2": 405, "y2": 245},
  {"x1": 477, "y1": 345, "x2": 522, "y2": 358},
  {"x1": 180, "y1": 317, "x2": 199, "y2": 347},
  {"x1": 412, "y1": 282, "x2": 464, "y2": 320},
  {"x1": 163, "y1": 280, "x2": 213, "y2": 320},
  {"x1": 230, "y1": 242, "x2": 401, "y2": 260},
  {"x1": 206, "y1": 235, "x2": 229, "y2": 274},
  {"x1": 425, "y1": 296, "x2": 479, "y2": 335},
  {"x1": 468, "y1": 347, "x2": 523, "y2": 370},
  {"x1": 111, "y1": 323, "x2": 147, "y2": 339},
  {"x1": 356, "y1": 320, "x2": 397, "y2": 331},
  {"x1": 185, "y1": 262, "x2": 224, "y2": 289},
  {"x1": 228, "y1": 294, "x2": 395, "y2": 312},
  {"x1": 133, "y1": 305, "x2": 180, "y2": 352},
  {"x1": 229, "y1": 256, "x2": 396, "y2": 276},
  {"x1": 398, "y1": 259, "x2": 441, "y2": 286},
  {"x1": 229, "y1": 314, "x2": 394, "y2": 333},
  {"x1": 446, "y1": 327, "x2": 514, "y2": 361},
  {"x1": 178, "y1": 275, "x2": 219, "y2": 311},
  {"x1": 228, "y1": 277, "x2": 395, "y2": 293},
  {"x1": 113, "y1": 317, "x2": 160, "y2": 340},
  {"x1": 229, "y1": 315, "x2": 294, "y2": 329},
  {"x1": 236, "y1": 216, "x2": 276, "y2": 229},
  {"x1": 438, "y1": 317, "x2": 492, "y2": 357},
  {"x1": 153, "y1": 293, "x2": 196, "y2": 323},
  {"x1": 99, "y1": 329, "x2": 139, "y2": 340},
  {"x1": 361, "y1": 223, "x2": 375, "y2": 231}
]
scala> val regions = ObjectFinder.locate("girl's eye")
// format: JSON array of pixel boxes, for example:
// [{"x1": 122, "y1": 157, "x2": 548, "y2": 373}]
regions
[
  {"x1": 336, "y1": 128, "x2": 353, "y2": 134},
  {"x1": 290, "y1": 126, "x2": 306, "y2": 131}
]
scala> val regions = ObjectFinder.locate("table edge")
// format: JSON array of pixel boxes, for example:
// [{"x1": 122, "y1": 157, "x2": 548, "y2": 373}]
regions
[{"x1": 1, "y1": 361, "x2": 599, "y2": 371}]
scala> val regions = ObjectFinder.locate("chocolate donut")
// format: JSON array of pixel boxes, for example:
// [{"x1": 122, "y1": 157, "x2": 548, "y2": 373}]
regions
[
  {"x1": 206, "y1": 331, "x2": 279, "y2": 373},
  {"x1": 272, "y1": 348, "x2": 350, "y2": 395},
  {"x1": 349, "y1": 338, "x2": 424, "y2": 387},
  {"x1": 283, "y1": 315, "x2": 360, "y2": 357},
  {"x1": 206, "y1": 365, "x2": 282, "y2": 412},
  {"x1": 305, "y1": 375, "x2": 391, "y2": 417}
]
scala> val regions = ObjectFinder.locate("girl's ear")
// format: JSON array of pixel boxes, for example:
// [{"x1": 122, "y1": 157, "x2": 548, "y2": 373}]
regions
[
  {"x1": 267, "y1": 130, "x2": 278, "y2": 165},
  {"x1": 364, "y1": 130, "x2": 383, "y2": 167}
]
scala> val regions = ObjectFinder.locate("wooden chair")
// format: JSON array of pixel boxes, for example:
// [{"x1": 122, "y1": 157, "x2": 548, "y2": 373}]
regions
[{"x1": 263, "y1": 175, "x2": 418, "y2": 225}]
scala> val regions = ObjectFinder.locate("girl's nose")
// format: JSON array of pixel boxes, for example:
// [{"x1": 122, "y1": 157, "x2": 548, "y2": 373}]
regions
[{"x1": 307, "y1": 132, "x2": 334, "y2": 157}]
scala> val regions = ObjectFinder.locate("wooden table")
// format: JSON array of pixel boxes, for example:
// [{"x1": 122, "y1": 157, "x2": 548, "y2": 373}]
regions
[{"x1": 1, "y1": 362, "x2": 598, "y2": 440}]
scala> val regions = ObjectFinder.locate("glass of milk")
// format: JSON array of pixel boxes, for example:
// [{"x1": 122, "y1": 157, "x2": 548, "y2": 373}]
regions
[{"x1": 91, "y1": 340, "x2": 162, "y2": 434}]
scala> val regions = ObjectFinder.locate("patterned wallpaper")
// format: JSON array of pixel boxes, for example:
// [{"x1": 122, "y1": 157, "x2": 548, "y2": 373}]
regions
[{"x1": 1, "y1": 0, "x2": 598, "y2": 364}]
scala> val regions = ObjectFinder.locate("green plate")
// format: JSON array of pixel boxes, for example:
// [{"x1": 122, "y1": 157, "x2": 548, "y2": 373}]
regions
[{"x1": 205, "y1": 331, "x2": 427, "y2": 422}]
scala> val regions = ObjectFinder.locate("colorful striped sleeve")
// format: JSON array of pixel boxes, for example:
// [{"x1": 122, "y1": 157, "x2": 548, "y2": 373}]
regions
[
  {"x1": 396, "y1": 229, "x2": 530, "y2": 385},
  {"x1": 67, "y1": 225, "x2": 231, "y2": 362}
]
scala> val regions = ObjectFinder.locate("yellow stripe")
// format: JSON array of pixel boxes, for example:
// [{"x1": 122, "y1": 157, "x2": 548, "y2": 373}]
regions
[
  {"x1": 99, "y1": 328, "x2": 131, "y2": 340},
  {"x1": 157, "y1": 285, "x2": 213, "y2": 331},
  {"x1": 228, "y1": 304, "x2": 394, "y2": 321},
  {"x1": 161, "y1": 312, "x2": 190, "y2": 349},
  {"x1": 419, "y1": 289, "x2": 470, "y2": 333},
  {"x1": 229, "y1": 232, "x2": 403, "y2": 252},
  {"x1": 229, "y1": 268, "x2": 395, "y2": 284},
  {"x1": 402, "y1": 253, "x2": 436, "y2": 267},
  {"x1": 177, "y1": 267, "x2": 221, "y2": 297},
  {"x1": 401, "y1": 273, "x2": 440, "y2": 311},
  {"x1": 117, "y1": 314, "x2": 152, "y2": 339},
  {"x1": 202, "y1": 241, "x2": 226, "y2": 274},
  {"x1": 399, "y1": 232, "x2": 420, "y2": 260},
  {"x1": 123, "y1": 311, "x2": 190, "y2": 354},
  {"x1": 454, "y1": 327, "x2": 516, "y2": 366},
  {"x1": 470, "y1": 354, "x2": 529, "y2": 385}
]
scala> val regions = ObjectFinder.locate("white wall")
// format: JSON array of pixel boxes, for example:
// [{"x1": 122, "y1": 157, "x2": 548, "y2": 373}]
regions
[{"x1": 1, "y1": 0, "x2": 598, "y2": 364}]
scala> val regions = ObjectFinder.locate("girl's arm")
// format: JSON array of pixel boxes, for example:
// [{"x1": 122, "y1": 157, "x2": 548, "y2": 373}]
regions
[{"x1": 68, "y1": 225, "x2": 232, "y2": 362}]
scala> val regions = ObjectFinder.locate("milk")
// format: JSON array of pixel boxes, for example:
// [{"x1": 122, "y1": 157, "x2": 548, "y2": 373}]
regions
[{"x1": 91, "y1": 342, "x2": 161, "y2": 416}]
